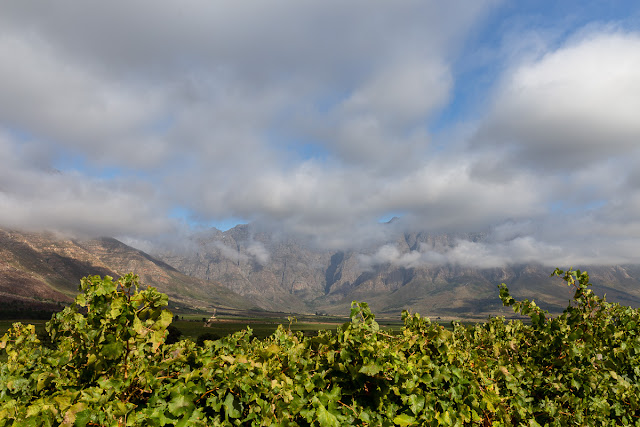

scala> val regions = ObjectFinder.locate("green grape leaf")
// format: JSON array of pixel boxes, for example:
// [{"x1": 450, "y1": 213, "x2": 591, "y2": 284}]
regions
[{"x1": 394, "y1": 414, "x2": 416, "y2": 426}]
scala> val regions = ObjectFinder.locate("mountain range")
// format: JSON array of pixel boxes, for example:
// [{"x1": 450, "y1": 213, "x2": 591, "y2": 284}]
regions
[
  {"x1": 154, "y1": 224, "x2": 640, "y2": 318},
  {"x1": 2, "y1": 225, "x2": 640, "y2": 319},
  {"x1": 0, "y1": 228, "x2": 255, "y2": 317}
]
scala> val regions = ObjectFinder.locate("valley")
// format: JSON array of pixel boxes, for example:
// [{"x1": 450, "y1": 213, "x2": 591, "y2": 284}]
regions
[{"x1": 2, "y1": 225, "x2": 640, "y2": 320}]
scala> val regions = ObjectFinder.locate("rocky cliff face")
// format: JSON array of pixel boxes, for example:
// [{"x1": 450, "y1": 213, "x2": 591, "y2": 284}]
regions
[
  {"x1": 153, "y1": 225, "x2": 640, "y2": 317},
  {"x1": 157, "y1": 226, "x2": 330, "y2": 313}
]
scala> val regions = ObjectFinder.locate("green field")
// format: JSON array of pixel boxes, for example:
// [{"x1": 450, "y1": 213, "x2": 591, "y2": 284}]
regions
[
  {"x1": 1, "y1": 315, "x2": 432, "y2": 346},
  {"x1": 0, "y1": 317, "x2": 349, "y2": 343},
  {"x1": 171, "y1": 318, "x2": 342, "y2": 340}
]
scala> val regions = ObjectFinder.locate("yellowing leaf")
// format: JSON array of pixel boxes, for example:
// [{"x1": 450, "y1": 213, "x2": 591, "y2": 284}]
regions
[{"x1": 394, "y1": 414, "x2": 416, "y2": 426}]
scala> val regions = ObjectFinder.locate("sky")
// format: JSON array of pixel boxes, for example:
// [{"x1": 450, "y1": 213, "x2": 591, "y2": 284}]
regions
[{"x1": 1, "y1": 1, "x2": 640, "y2": 268}]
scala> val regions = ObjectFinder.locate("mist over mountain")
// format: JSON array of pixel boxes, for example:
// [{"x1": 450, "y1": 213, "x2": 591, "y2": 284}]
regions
[
  {"x1": 1, "y1": 223, "x2": 640, "y2": 319},
  {"x1": 151, "y1": 223, "x2": 640, "y2": 318}
]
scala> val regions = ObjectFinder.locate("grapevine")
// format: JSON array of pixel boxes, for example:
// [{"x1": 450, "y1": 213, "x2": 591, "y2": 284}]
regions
[{"x1": 1, "y1": 269, "x2": 639, "y2": 425}]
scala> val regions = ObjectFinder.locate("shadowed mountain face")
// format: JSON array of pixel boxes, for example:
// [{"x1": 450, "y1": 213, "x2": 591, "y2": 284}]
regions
[
  {"x1": 154, "y1": 225, "x2": 640, "y2": 318},
  {"x1": 0, "y1": 229, "x2": 255, "y2": 315}
]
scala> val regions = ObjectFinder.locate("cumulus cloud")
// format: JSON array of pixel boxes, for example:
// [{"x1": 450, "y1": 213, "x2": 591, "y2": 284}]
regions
[
  {"x1": 0, "y1": 34, "x2": 169, "y2": 168},
  {"x1": 476, "y1": 31, "x2": 640, "y2": 170},
  {"x1": 0, "y1": 170, "x2": 173, "y2": 238},
  {"x1": 1, "y1": 1, "x2": 640, "y2": 268},
  {"x1": 0, "y1": 131, "x2": 175, "y2": 237},
  {"x1": 314, "y1": 58, "x2": 452, "y2": 169}
]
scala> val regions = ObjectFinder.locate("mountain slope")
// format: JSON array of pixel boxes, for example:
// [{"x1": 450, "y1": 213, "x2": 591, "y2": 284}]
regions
[
  {"x1": 3, "y1": 226, "x2": 640, "y2": 319},
  {"x1": 154, "y1": 225, "x2": 640, "y2": 318},
  {"x1": 0, "y1": 228, "x2": 256, "y2": 314}
]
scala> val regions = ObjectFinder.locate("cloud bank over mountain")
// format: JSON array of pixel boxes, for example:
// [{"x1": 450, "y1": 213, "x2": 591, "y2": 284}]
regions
[{"x1": 1, "y1": 1, "x2": 640, "y2": 267}]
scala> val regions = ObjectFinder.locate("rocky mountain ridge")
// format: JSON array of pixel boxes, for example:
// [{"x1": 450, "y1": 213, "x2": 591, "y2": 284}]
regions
[
  {"x1": 0, "y1": 228, "x2": 255, "y2": 315},
  {"x1": 153, "y1": 224, "x2": 640, "y2": 318},
  {"x1": 2, "y1": 225, "x2": 640, "y2": 319}
]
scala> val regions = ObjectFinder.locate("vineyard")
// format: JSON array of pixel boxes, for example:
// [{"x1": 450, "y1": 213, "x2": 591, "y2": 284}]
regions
[{"x1": 1, "y1": 269, "x2": 640, "y2": 426}]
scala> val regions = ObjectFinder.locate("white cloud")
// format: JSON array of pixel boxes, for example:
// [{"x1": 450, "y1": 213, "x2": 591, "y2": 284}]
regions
[
  {"x1": 1, "y1": 2, "x2": 640, "y2": 268},
  {"x1": 477, "y1": 31, "x2": 640, "y2": 170},
  {"x1": 320, "y1": 58, "x2": 452, "y2": 168},
  {"x1": 247, "y1": 241, "x2": 271, "y2": 265},
  {"x1": 0, "y1": 131, "x2": 174, "y2": 237},
  {"x1": 0, "y1": 34, "x2": 169, "y2": 168},
  {"x1": 0, "y1": 1, "x2": 494, "y2": 236},
  {"x1": 358, "y1": 244, "x2": 427, "y2": 270},
  {"x1": 213, "y1": 241, "x2": 248, "y2": 264},
  {"x1": 361, "y1": 225, "x2": 640, "y2": 271},
  {"x1": 341, "y1": 59, "x2": 452, "y2": 126},
  {"x1": 0, "y1": 169, "x2": 173, "y2": 238}
]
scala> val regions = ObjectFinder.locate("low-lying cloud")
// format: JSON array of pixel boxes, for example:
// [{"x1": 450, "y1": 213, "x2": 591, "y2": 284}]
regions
[
  {"x1": 208, "y1": 240, "x2": 271, "y2": 266},
  {"x1": 246, "y1": 241, "x2": 271, "y2": 266},
  {"x1": 1, "y1": 3, "x2": 640, "y2": 268},
  {"x1": 360, "y1": 215, "x2": 640, "y2": 270}
]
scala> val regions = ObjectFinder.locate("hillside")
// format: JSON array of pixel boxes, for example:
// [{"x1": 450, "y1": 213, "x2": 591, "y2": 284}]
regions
[
  {"x1": 154, "y1": 225, "x2": 640, "y2": 318},
  {"x1": 3, "y1": 226, "x2": 640, "y2": 319},
  {"x1": 0, "y1": 228, "x2": 256, "y2": 315}
]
